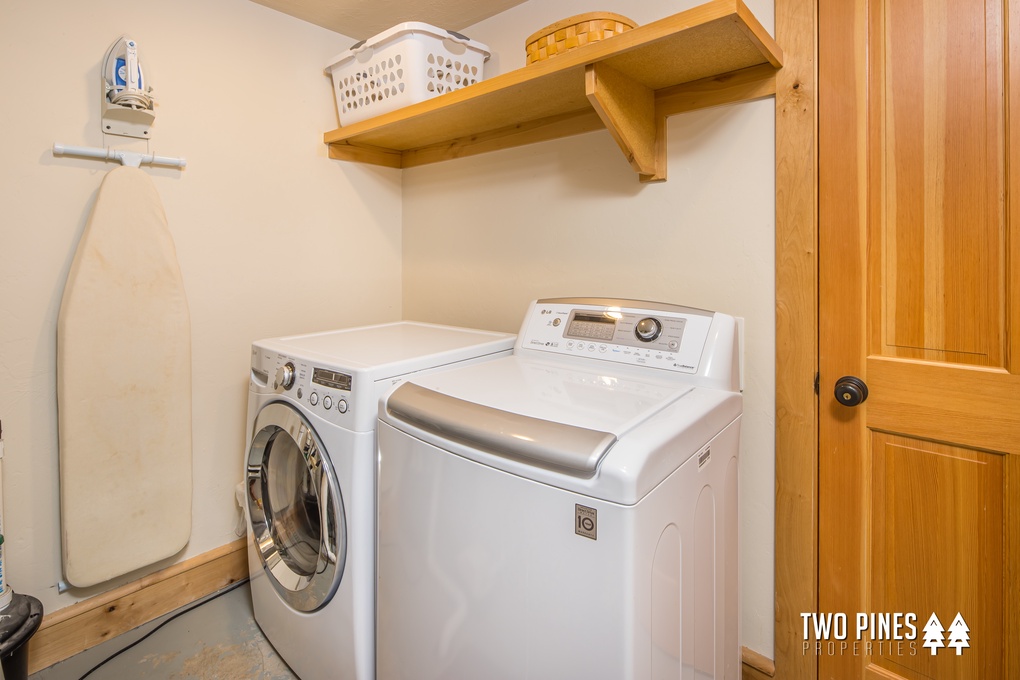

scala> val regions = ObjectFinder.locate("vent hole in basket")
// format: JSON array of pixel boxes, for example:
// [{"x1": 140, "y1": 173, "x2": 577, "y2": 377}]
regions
[
  {"x1": 471, "y1": 66, "x2": 478, "y2": 76},
  {"x1": 427, "y1": 82, "x2": 435, "y2": 93},
  {"x1": 398, "y1": 82, "x2": 405, "y2": 93},
  {"x1": 436, "y1": 69, "x2": 444, "y2": 80},
  {"x1": 395, "y1": 54, "x2": 402, "y2": 65},
  {"x1": 427, "y1": 53, "x2": 435, "y2": 64},
  {"x1": 396, "y1": 68, "x2": 403, "y2": 79},
  {"x1": 388, "y1": 58, "x2": 394, "y2": 68}
]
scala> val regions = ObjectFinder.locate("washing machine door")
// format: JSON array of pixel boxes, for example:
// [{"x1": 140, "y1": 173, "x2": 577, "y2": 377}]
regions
[{"x1": 246, "y1": 401, "x2": 346, "y2": 612}]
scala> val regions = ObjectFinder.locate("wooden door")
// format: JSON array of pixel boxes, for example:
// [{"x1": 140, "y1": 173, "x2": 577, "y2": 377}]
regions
[{"x1": 818, "y1": 0, "x2": 1020, "y2": 679}]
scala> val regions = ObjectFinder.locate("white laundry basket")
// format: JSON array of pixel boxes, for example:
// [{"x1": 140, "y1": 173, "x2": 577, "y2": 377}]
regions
[{"x1": 326, "y1": 23, "x2": 491, "y2": 126}]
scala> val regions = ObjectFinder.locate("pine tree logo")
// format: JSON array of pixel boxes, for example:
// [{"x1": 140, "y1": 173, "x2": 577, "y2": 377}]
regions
[
  {"x1": 922, "y1": 612, "x2": 969, "y2": 656},
  {"x1": 947, "y1": 613, "x2": 970, "y2": 655},
  {"x1": 922, "y1": 612, "x2": 945, "y2": 655}
]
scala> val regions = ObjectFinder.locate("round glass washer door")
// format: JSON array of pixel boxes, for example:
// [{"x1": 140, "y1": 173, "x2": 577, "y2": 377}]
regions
[{"x1": 246, "y1": 401, "x2": 346, "y2": 612}]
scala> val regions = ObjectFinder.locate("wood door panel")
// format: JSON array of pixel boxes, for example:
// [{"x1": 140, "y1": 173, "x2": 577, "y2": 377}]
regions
[
  {"x1": 819, "y1": 0, "x2": 1019, "y2": 677},
  {"x1": 873, "y1": 0, "x2": 1005, "y2": 368},
  {"x1": 870, "y1": 434, "x2": 1003, "y2": 680},
  {"x1": 867, "y1": 358, "x2": 1020, "y2": 453}
]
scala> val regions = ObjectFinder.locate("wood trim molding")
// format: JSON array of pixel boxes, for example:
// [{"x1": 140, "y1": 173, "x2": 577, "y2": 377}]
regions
[
  {"x1": 743, "y1": 645, "x2": 777, "y2": 678},
  {"x1": 773, "y1": 0, "x2": 818, "y2": 679},
  {"x1": 28, "y1": 539, "x2": 248, "y2": 674}
]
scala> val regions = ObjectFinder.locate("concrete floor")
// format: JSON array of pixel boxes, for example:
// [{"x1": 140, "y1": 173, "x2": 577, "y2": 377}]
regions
[{"x1": 30, "y1": 582, "x2": 299, "y2": 680}]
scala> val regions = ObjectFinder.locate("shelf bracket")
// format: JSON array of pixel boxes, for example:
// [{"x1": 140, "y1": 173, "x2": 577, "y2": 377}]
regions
[{"x1": 585, "y1": 63, "x2": 663, "y2": 182}]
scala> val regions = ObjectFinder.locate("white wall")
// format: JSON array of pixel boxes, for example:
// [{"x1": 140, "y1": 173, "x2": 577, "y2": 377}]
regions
[
  {"x1": 401, "y1": 0, "x2": 777, "y2": 657},
  {"x1": 0, "y1": 0, "x2": 402, "y2": 614}
]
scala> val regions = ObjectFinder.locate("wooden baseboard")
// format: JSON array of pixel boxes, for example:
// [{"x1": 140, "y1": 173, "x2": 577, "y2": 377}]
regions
[
  {"x1": 743, "y1": 645, "x2": 777, "y2": 679},
  {"x1": 28, "y1": 539, "x2": 248, "y2": 674}
]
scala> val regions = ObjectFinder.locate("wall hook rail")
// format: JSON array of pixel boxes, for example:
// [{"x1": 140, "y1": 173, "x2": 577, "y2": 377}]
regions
[{"x1": 52, "y1": 143, "x2": 186, "y2": 169}]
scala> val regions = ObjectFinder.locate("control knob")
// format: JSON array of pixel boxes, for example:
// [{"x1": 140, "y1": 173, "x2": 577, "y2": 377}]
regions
[
  {"x1": 635, "y1": 317, "x2": 662, "y2": 342},
  {"x1": 275, "y1": 362, "x2": 296, "y2": 391}
]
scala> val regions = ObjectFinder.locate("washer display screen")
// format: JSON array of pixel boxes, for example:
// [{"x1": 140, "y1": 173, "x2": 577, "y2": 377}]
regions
[
  {"x1": 313, "y1": 368, "x2": 352, "y2": 391},
  {"x1": 566, "y1": 313, "x2": 617, "y2": 341}
]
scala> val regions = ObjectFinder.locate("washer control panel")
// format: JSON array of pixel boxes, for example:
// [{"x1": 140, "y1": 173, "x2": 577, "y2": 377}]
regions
[
  {"x1": 250, "y1": 346, "x2": 353, "y2": 425},
  {"x1": 520, "y1": 299, "x2": 715, "y2": 374}
]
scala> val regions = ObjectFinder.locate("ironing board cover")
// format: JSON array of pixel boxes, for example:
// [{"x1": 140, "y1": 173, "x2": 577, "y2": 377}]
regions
[{"x1": 57, "y1": 166, "x2": 192, "y2": 587}]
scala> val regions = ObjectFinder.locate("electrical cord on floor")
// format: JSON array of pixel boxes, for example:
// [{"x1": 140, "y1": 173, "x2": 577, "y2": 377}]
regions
[{"x1": 76, "y1": 578, "x2": 250, "y2": 680}]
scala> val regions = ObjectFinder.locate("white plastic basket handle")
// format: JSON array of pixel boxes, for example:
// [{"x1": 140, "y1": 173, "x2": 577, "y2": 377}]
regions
[{"x1": 443, "y1": 37, "x2": 467, "y2": 56}]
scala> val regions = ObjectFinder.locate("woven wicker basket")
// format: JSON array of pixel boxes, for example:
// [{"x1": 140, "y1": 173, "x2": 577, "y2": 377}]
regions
[{"x1": 525, "y1": 12, "x2": 637, "y2": 64}]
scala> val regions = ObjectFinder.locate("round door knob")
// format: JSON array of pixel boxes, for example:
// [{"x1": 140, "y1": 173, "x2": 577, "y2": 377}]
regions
[
  {"x1": 834, "y1": 376, "x2": 868, "y2": 407},
  {"x1": 635, "y1": 317, "x2": 662, "y2": 342},
  {"x1": 275, "y1": 362, "x2": 296, "y2": 391}
]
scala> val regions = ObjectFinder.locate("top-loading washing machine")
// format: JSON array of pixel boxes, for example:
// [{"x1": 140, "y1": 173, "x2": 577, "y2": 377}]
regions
[
  {"x1": 376, "y1": 298, "x2": 743, "y2": 680},
  {"x1": 244, "y1": 321, "x2": 515, "y2": 680}
]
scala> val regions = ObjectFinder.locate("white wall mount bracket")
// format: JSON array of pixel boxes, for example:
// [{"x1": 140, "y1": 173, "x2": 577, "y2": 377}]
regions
[
  {"x1": 101, "y1": 88, "x2": 156, "y2": 139},
  {"x1": 52, "y1": 143, "x2": 186, "y2": 169}
]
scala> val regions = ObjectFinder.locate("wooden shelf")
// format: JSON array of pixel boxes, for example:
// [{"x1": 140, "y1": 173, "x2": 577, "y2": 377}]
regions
[{"x1": 323, "y1": 0, "x2": 782, "y2": 182}]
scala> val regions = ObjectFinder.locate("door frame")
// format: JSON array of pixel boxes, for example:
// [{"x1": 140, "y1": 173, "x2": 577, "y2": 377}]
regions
[{"x1": 773, "y1": 0, "x2": 818, "y2": 678}]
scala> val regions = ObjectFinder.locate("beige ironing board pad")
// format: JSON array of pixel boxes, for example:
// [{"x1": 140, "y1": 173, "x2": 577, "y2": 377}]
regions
[{"x1": 57, "y1": 166, "x2": 192, "y2": 588}]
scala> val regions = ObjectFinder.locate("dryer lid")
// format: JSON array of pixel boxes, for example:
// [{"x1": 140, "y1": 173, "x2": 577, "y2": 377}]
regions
[{"x1": 383, "y1": 356, "x2": 692, "y2": 476}]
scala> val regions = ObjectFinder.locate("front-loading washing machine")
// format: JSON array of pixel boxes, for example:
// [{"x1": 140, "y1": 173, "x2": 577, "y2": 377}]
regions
[
  {"x1": 244, "y1": 321, "x2": 514, "y2": 680},
  {"x1": 377, "y1": 299, "x2": 743, "y2": 679}
]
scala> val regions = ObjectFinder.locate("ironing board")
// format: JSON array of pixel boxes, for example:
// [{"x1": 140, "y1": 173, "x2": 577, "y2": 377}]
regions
[{"x1": 57, "y1": 166, "x2": 192, "y2": 588}]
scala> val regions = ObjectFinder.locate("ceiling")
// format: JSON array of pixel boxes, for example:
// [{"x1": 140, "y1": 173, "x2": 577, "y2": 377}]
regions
[{"x1": 249, "y1": 0, "x2": 529, "y2": 40}]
